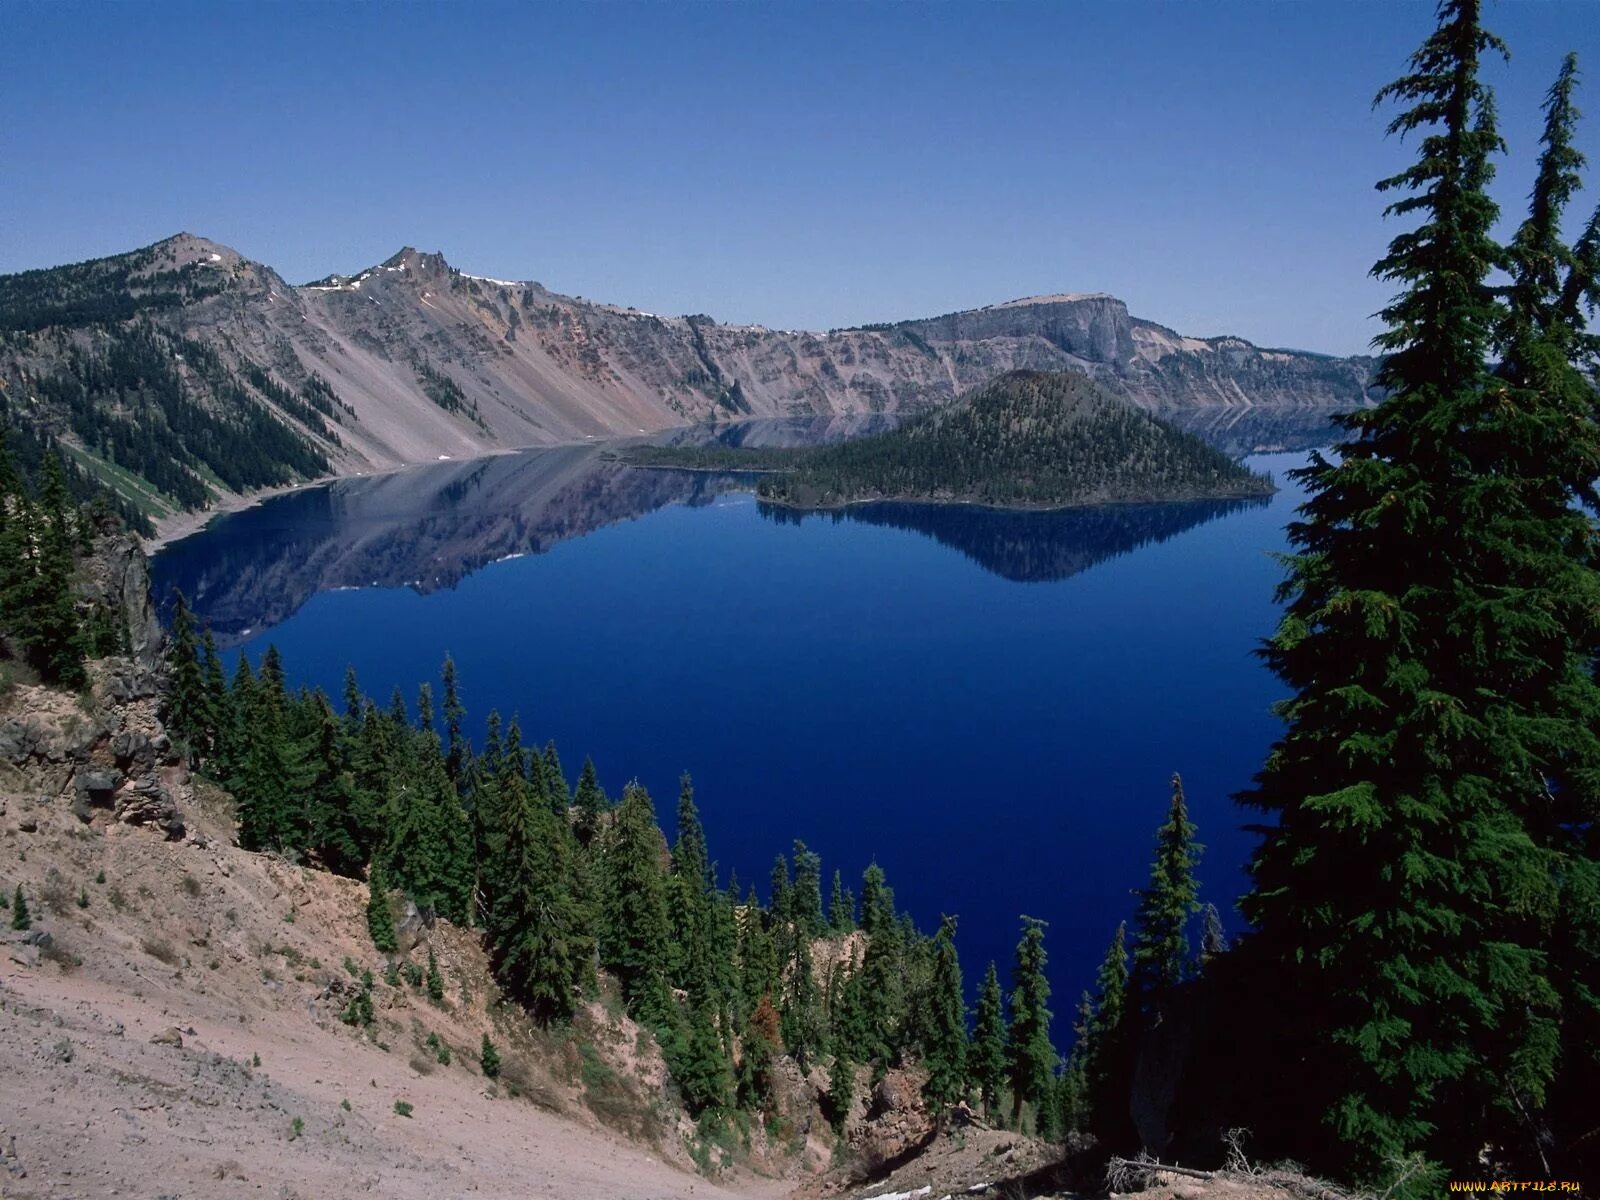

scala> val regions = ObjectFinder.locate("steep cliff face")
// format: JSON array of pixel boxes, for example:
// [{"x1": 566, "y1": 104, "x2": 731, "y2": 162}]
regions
[{"x1": 0, "y1": 234, "x2": 1374, "y2": 534}]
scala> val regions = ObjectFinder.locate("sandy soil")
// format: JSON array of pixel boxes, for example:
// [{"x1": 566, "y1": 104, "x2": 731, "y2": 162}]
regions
[{"x1": 0, "y1": 783, "x2": 782, "y2": 1200}]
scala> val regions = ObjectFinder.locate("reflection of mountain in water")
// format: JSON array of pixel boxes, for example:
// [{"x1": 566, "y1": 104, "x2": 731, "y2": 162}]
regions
[
  {"x1": 759, "y1": 496, "x2": 1268, "y2": 583},
  {"x1": 152, "y1": 408, "x2": 1293, "y2": 640},
  {"x1": 1148, "y1": 404, "x2": 1349, "y2": 458},
  {"x1": 151, "y1": 445, "x2": 751, "y2": 643}
]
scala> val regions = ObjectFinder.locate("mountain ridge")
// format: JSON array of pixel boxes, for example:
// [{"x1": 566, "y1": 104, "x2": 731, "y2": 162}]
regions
[{"x1": 0, "y1": 233, "x2": 1375, "y2": 539}]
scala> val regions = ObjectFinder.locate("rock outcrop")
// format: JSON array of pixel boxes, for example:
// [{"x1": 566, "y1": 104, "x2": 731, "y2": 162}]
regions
[{"x1": 1, "y1": 235, "x2": 1376, "y2": 540}]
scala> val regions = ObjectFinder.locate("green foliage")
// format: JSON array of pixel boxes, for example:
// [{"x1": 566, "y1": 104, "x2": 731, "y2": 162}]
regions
[
  {"x1": 826, "y1": 1053, "x2": 855, "y2": 1134},
  {"x1": 600, "y1": 782, "x2": 675, "y2": 1030},
  {"x1": 1086, "y1": 922, "x2": 1130, "y2": 1146},
  {"x1": 10, "y1": 885, "x2": 30, "y2": 931},
  {"x1": 968, "y1": 960, "x2": 1007, "y2": 1122},
  {"x1": 393, "y1": 1100, "x2": 413, "y2": 1118},
  {"x1": 425, "y1": 950, "x2": 444, "y2": 1003},
  {"x1": 1130, "y1": 773, "x2": 1202, "y2": 1008},
  {"x1": 480, "y1": 1034, "x2": 501, "y2": 1079},
  {"x1": 340, "y1": 971, "x2": 375, "y2": 1029},
  {"x1": 1005, "y1": 916, "x2": 1055, "y2": 1130},
  {"x1": 753, "y1": 370, "x2": 1273, "y2": 509},
  {"x1": 920, "y1": 915, "x2": 968, "y2": 1118},
  {"x1": 366, "y1": 860, "x2": 398, "y2": 954},
  {"x1": 1237, "y1": 0, "x2": 1600, "y2": 1183}
]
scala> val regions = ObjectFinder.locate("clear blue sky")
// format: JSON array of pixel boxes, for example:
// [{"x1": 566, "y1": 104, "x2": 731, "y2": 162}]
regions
[{"x1": 3, "y1": 1, "x2": 1595, "y2": 355}]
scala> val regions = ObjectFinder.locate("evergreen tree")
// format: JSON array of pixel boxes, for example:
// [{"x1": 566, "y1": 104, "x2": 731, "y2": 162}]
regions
[
  {"x1": 489, "y1": 730, "x2": 584, "y2": 1024},
  {"x1": 199, "y1": 628, "x2": 227, "y2": 758},
  {"x1": 1199, "y1": 903, "x2": 1229, "y2": 965},
  {"x1": 857, "y1": 907, "x2": 905, "y2": 1064},
  {"x1": 920, "y1": 914, "x2": 968, "y2": 1121},
  {"x1": 573, "y1": 756, "x2": 607, "y2": 848},
  {"x1": 426, "y1": 948, "x2": 445, "y2": 1002},
  {"x1": 541, "y1": 741, "x2": 568, "y2": 815},
  {"x1": 1086, "y1": 923, "x2": 1132, "y2": 1148},
  {"x1": 600, "y1": 782, "x2": 675, "y2": 1031},
  {"x1": 12, "y1": 455, "x2": 86, "y2": 686},
  {"x1": 826, "y1": 1052, "x2": 855, "y2": 1134},
  {"x1": 480, "y1": 1034, "x2": 501, "y2": 1079},
  {"x1": 10, "y1": 885, "x2": 29, "y2": 931},
  {"x1": 366, "y1": 859, "x2": 397, "y2": 954},
  {"x1": 1239, "y1": 1, "x2": 1600, "y2": 1179},
  {"x1": 303, "y1": 693, "x2": 372, "y2": 875},
  {"x1": 440, "y1": 655, "x2": 468, "y2": 792},
  {"x1": 1130, "y1": 773, "x2": 1202, "y2": 1013},
  {"x1": 781, "y1": 927, "x2": 826, "y2": 1071},
  {"x1": 1006, "y1": 916, "x2": 1055, "y2": 1130},
  {"x1": 791, "y1": 840, "x2": 825, "y2": 937},
  {"x1": 829, "y1": 869, "x2": 850, "y2": 932},
  {"x1": 859, "y1": 861, "x2": 890, "y2": 935},
  {"x1": 969, "y1": 960, "x2": 1008, "y2": 1122},
  {"x1": 1059, "y1": 991, "x2": 1094, "y2": 1135},
  {"x1": 738, "y1": 995, "x2": 782, "y2": 1112},
  {"x1": 381, "y1": 731, "x2": 474, "y2": 925},
  {"x1": 768, "y1": 854, "x2": 791, "y2": 925},
  {"x1": 165, "y1": 590, "x2": 206, "y2": 753}
]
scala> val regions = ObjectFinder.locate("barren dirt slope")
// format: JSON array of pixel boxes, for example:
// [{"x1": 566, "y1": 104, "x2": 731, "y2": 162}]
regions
[{"x1": 0, "y1": 771, "x2": 780, "y2": 1200}]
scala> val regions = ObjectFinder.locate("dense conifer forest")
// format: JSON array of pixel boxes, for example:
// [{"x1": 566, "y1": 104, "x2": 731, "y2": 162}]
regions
[
  {"x1": 157, "y1": 623, "x2": 1203, "y2": 1137},
  {"x1": 628, "y1": 370, "x2": 1273, "y2": 509}
]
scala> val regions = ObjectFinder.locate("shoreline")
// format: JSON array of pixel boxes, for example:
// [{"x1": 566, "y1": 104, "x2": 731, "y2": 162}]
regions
[
  {"x1": 140, "y1": 443, "x2": 543, "y2": 553},
  {"x1": 753, "y1": 482, "x2": 1277, "y2": 515}
]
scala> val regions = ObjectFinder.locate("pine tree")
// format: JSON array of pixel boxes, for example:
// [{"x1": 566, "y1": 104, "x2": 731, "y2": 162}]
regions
[
  {"x1": 426, "y1": 948, "x2": 444, "y2": 1003},
  {"x1": 1006, "y1": 916, "x2": 1055, "y2": 1131},
  {"x1": 1086, "y1": 922, "x2": 1132, "y2": 1148},
  {"x1": 1199, "y1": 903, "x2": 1228, "y2": 966},
  {"x1": 13, "y1": 455, "x2": 86, "y2": 686},
  {"x1": 10, "y1": 885, "x2": 30, "y2": 931},
  {"x1": 366, "y1": 859, "x2": 397, "y2": 954},
  {"x1": 165, "y1": 590, "x2": 206, "y2": 754},
  {"x1": 600, "y1": 782, "x2": 675, "y2": 1031},
  {"x1": 303, "y1": 693, "x2": 372, "y2": 876},
  {"x1": 541, "y1": 741, "x2": 568, "y2": 815},
  {"x1": 859, "y1": 861, "x2": 890, "y2": 935},
  {"x1": 782, "y1": 927, "x2": 826, "y2": 1071},
  {"x1": 1490, "y1": 51, "x2": 1600, "y2": 1182},
  {"x1": 1059, "y1": 991, "x2": 1094, "y2": 1135},
  {"x1": 1239, "y1": 1, "x2": 1600, "y2": 1179},
  {"x1": 738, "y1": 994, "x2": 782, "y2": 1112},
  {"x1": 573, "y1": 756, "x2": 607, "y2": 848},
  {"x1": 920, "y1": 914, "x2": 968, "y2": 1121},
  {"x1": 440, "y1": 655, "x2": 468, "y2": 792},
  {"x1": 480, "y1": 1034, "x2": 501, "y2": 1079},
  {"x1": 1130, "y1": 773, "x2": 1202, "y2": 1013},
  {"x1": 791, "y1": 840, "x2": 825, "y2": 937},
  {"x1": 200, "y1": 628, "x2": 227, "y2": 759},
  {"x1": 969, "y1": 960, "x2": 1008, "y2": 1122},
  {"x1": 489, "y1": 731, "x2": 584, "y2": 1023},
  {"x1": 826, "y1": 1052, "x2": 855, "y2": 1133},
  {"x1": 832, "y1": 870, "x2": 857, "y2": 934}
]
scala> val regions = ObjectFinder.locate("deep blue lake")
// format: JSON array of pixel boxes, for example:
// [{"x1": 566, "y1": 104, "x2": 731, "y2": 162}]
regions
[{"x1": 152, "y1": 429, "x2": 1315, "y2": 1029}]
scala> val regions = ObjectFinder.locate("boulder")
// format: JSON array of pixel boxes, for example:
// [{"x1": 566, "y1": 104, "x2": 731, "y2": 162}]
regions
[{"x1": 149, "y1": 1027, "x2": 184, "y2": 1048}]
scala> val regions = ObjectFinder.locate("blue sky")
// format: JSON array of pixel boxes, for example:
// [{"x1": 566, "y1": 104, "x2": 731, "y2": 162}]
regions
[{"x1": 3, "y1": 1, "x2": 1595, "y2": 355}]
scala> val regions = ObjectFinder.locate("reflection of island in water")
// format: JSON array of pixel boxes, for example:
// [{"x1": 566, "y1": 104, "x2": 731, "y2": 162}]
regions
[
  {"x1": 758, "y1": 496, "x2": 1268, "y2": 583},
  {"x1": 152, "y1": 407, "x2": 1312, "y2": 641}
]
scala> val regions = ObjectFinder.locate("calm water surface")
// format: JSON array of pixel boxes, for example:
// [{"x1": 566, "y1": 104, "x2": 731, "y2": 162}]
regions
[{"x1": 153, "y1": 428, "x2": 1316, "y2": 1018}]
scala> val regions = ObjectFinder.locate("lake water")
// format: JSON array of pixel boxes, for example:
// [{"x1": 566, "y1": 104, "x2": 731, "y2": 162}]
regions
[{"x1": 152, "y1": 422, "x2": 1322, "y2": 1022}]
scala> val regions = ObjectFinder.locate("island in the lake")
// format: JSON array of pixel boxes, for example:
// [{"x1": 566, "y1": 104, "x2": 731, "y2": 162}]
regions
[{"x1": 620, "y1": 369, "x2": 1277, "y2": 510}]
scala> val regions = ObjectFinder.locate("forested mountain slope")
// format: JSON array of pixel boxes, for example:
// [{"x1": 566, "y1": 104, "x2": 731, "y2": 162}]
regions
[{"x1": 1, "y1": 235, "x2": 1373, "y2": 536}]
